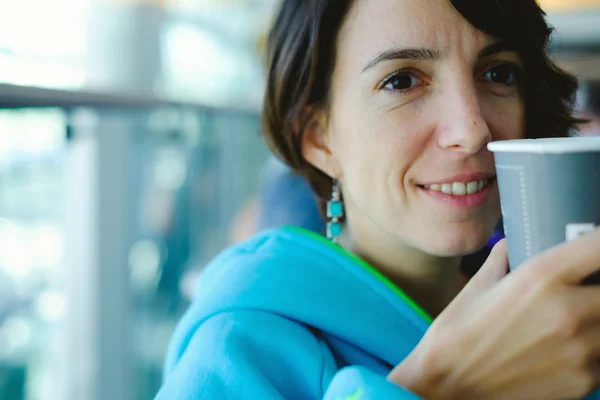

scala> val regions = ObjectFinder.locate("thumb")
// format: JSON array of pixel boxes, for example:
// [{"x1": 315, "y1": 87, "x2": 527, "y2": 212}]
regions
[{"x1": 462, "y1": 239, "x2": 509, "y2": 296}]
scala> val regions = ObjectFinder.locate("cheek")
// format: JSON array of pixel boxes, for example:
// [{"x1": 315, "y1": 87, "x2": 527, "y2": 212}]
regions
[
  {"x1": 330, "y1": 118, "x2": 391, "y2": 199},
  {"x1": 333, "y1": 125, "x2": 379, "y2": 177},
  {"x1": 483, "y1": 96, "x2": 525, "y2": 141},
  {"x1": 331, "y1": 110, "x2": 426, "y2": 208},
  {"x1": 333, "y1": 110, "x2": 420, "y2": 175}
]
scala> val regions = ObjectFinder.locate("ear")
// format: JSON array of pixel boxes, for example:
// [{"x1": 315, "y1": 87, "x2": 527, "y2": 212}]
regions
[{"x1": 299, "y1": 107, "x2": 342, "y2": 179}]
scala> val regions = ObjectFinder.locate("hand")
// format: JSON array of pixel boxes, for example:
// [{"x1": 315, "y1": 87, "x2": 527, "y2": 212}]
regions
[{"x1": 389, "y1": 228, "x2": 600, "y2": 400}]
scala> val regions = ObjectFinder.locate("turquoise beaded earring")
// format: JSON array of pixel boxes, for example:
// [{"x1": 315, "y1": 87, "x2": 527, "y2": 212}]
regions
[{"x1": 326, "y1": 179, "x2": 344, "y2": 242}]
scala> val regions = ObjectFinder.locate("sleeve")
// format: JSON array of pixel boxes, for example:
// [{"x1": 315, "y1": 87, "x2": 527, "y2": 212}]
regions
[{"x1": 154, "y1": 310, "x2": 423, "y2": 400}]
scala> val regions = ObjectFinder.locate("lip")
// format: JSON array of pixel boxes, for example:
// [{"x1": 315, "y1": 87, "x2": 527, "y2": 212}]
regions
[
  {"x1": 418, "y1": 178, "x2": 497, "y2": 209},
  {"x1": 417, "y1": 172, "x2": 496, "y2": 186}
]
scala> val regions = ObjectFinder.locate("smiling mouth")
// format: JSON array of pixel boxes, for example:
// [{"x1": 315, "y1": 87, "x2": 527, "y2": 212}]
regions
[{"x1": 418, "y1": 178, "x2": 496, "y2": 196}]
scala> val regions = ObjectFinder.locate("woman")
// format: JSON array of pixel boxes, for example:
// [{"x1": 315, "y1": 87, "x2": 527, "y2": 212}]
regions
[{"x1": 156, "y1": 0, "x2": 600, "y2": 399}]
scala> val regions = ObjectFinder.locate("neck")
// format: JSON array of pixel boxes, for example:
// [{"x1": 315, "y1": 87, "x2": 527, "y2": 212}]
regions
[{"x1": 337, "y1": 224, "x2": 466, "y2": 318}]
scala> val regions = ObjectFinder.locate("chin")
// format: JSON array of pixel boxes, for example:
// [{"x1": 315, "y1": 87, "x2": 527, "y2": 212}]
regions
[{"x1": 419, "y1": 224, "x2": 496, "y2": 257}]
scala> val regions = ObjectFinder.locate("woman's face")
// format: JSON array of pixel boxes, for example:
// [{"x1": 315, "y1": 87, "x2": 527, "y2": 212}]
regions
[{"x1": 305, "y1": 0, "x2": 525, "y2": 256}]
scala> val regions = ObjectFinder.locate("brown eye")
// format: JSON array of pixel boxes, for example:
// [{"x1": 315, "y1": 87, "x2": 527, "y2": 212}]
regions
[
  {"x1": 484, "y1": 64, "x2": 519, "y2": 85},
  {"x1": 381, "y1": 71, "x2": 422, "y2": 92}
]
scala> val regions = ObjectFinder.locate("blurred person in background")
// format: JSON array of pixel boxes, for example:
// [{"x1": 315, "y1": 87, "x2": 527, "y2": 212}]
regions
[
  {"x1": 577, "y1": 81, "x2": 600, "y2": 136},
  {"x1": 156, "y1": 1, "x2": 600, "y2": 399},
  {"x1": 180, "y1": 156, "x2": 325, "y2": 300},
  {"x1": 229, "y1": 156, "x2": 327, "y2": 244},
  {"x1": 256, "y1": 157, "x2": 326, "y2": 235}
]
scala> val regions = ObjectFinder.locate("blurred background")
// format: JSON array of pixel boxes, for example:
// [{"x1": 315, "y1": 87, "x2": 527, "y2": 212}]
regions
[{"x1": 0, "y1": 1, "x2": 598, "y2": 399}]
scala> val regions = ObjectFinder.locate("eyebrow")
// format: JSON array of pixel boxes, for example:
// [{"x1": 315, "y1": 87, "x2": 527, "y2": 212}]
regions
[
  {"x1": 362, "y1": 40, "x2": 517, "y2": 73},
  {"x1": 362, "y1": 48, "x2": 441, "y2": 72},
  {"x1": 478, "y1": 40, "x2": 517, "y2": 58}
]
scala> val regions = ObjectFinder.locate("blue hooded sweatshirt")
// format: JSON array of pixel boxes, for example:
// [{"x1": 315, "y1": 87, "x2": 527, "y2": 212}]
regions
[{"x1": 155, "y1": 226, "x2": 600, "y2": 400}]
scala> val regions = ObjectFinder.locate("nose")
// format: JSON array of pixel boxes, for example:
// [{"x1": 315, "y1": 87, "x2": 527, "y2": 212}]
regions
[{"x1": 436, "y1": 79, "x2": 492, "y2": 154}]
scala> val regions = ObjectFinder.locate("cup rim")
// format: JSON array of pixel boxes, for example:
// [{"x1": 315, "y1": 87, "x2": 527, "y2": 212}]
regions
[{"x1": 488, "y1": 137, "x2": 600, "y2": 154}]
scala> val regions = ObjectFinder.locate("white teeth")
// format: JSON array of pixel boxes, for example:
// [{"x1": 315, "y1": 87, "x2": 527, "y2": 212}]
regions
[
  {"x1": 466, "y1": 181, "x2": 479, "y2": 195},
  {"x1": 424, "y1": 179, "x2": 489, "y2": 196},
  {"x1": 440, "y1": 183, "x2": 452, "y2": 194},
  {"x1": 452, "y1": 182, "x2": 467, "y2": 196}
]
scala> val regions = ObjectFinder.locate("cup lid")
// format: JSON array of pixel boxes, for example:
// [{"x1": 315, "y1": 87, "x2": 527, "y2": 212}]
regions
[{"x1": 488, "y1": 137, "x2": 600, "y2": 154}]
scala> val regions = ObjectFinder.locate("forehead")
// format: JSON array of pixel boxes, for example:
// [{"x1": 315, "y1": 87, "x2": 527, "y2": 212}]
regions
[{"x1": 338, "y1": 0, "x2": 493, "y2": 62}]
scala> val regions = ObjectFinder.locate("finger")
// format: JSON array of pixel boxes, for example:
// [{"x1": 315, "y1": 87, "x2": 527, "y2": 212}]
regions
[
  {"x1": 581, "y1": 329, "x2": 600, "y2": 362},
  {"x1": 533, "y1": 227, "x2": 600, "y2": 285},
  {"x1": 590, "y1": 364, "x2": 600, "y2": 393},
  {"x1": 568, "y1": 287, "x2": 600, "y2": 327},
  {"x1": 461, "y1": 239, "x2": 509, "y2": 296},
  {"x1": 571, "y1": 328, "x2": 600, "y2": 377}
]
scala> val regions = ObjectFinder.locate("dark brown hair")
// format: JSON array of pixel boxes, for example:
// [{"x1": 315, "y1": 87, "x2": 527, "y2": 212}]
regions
[{"x1": 262, "y1": 0, "x2": 581, "y2": 206}]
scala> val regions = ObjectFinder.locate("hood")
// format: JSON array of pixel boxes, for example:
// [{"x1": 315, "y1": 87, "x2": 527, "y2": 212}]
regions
[{"x1": 168, "y1": 226, "x2": 432, "y2": 369}]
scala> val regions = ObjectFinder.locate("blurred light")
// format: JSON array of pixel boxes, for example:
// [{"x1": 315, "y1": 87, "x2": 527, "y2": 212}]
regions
[
  {"x1": 129, "y1": 239, "x2": 162, "y2": 293},
  {"x1": 153, "y1": 150, "x2": 187, "y2": 191},
  {"x1": 539, "y1": 0, "x2": 600, "y2": 11},
  {"x1": 33, "y1": 224, "x2": 64, "y2": 270},
  {"x1": 0, "y1": 0, "x2": 89, "y2": 89},
  {"x1": 0, "y1": 54, "x2": 87, "y2": 89},
  {"x1": 159, "y1": 23, "x2": 266, "y2": 108},
  {"x1": 35, "y1": 291, "x2": 67, "y2": 323},
  {"x1": 0, "y1": 317, "x2": 32, "y2": 356},
  {"x1": 0, "y1": 0, "x2": 89, "y2": 54},
  {"x1": 0, "y1": 218, "x2": 34, "y2": 278},
  {"x1": 0, "y1": 269, "x2": 16, "y2": 304},
  {"x1": 30, "y1": 373, "x2": 57, "y2": 400},
  {"x1": 0, "y1": 109, "x2": 66, "y2": 157},
  {"x1": 35, "y1": 290, "x2": 67, "y2": 322},
  {"x1": 164, "y1": 24, "x2": 233, "y2": 84}
]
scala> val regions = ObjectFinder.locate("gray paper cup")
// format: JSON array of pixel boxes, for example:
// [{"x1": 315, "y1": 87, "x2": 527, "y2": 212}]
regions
[{"x1": 488, "y1": 137, "x2": 600, "y2": 272}]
